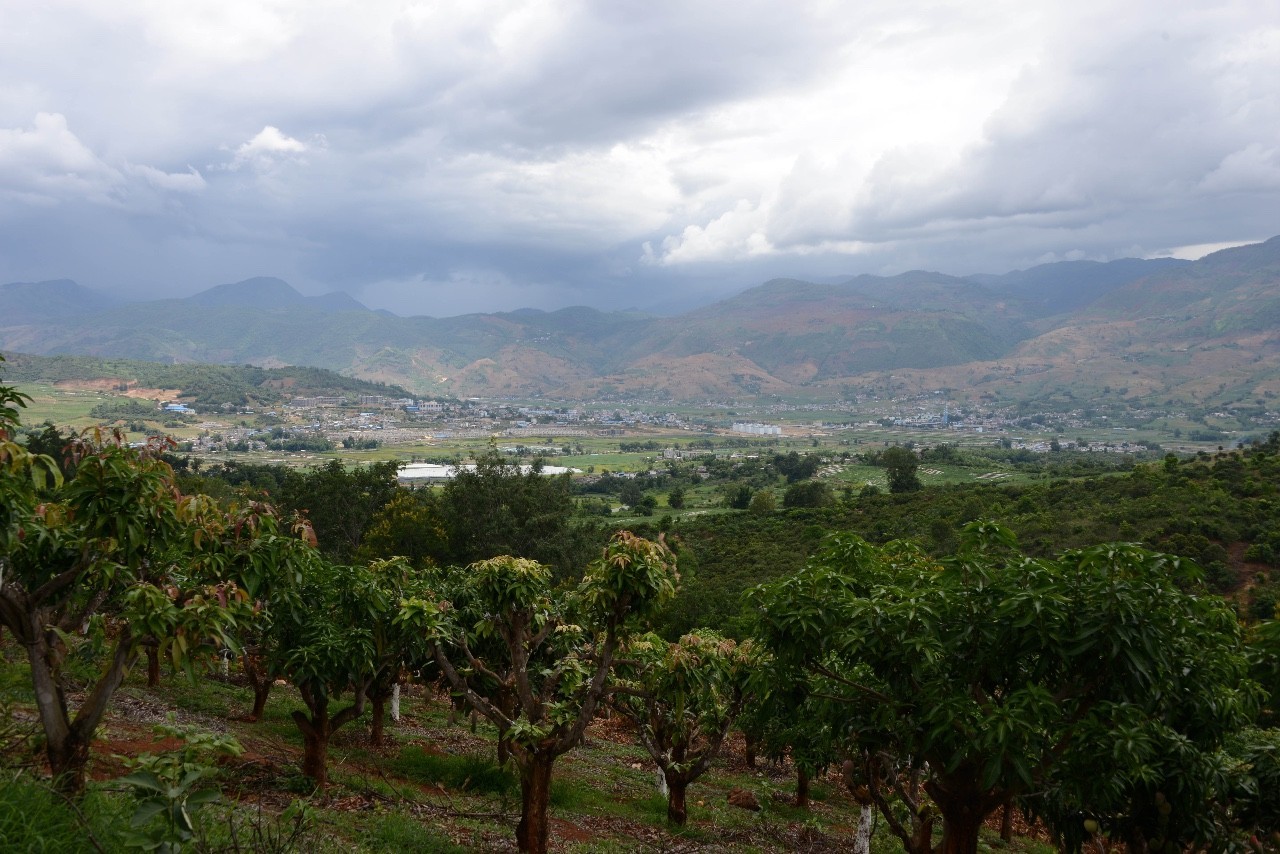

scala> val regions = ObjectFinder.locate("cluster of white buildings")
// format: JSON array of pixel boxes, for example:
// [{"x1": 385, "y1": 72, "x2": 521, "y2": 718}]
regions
[{"x1": 730, "y1": 422, "x2": 782, "y2": 436}]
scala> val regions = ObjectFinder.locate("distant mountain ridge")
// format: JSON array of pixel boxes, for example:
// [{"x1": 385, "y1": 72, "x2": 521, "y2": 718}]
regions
[
  {"x1": 186, "y1": 277, "x2": 369, "y2": 313},
  {"x1": 2, "y1": 239, "x2": 1278, "y2": 407}
]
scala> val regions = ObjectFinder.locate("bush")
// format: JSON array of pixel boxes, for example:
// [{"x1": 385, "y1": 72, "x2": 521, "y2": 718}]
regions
[{"x1": 783, "y1": 481, "x2": 834, "y2": 509}]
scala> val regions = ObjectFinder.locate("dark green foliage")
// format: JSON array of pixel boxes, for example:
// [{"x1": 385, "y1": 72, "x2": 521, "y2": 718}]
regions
[
  {"x1": 184, "y1": 459, "x2": 402, "y2": 562},
  {"x1": 657, "y1": 437, "x2": 1280, "y2": 645},
  {"x1": 88, "y1": 399, "x2": 164, "y2": 420},
  {"x1": 772, "y1": 451, "x2": 819, "y2": 483},
  {"x1": 19, "y1": 422, "x2": 77, "y2": 478},
  {"x1": 667, "y1": 485, "x2": 686, "y2": 509},
  {"x1": 782, "y1": 480, "x2": 833, "y2": 508},
  {"x1": 724, "y1": 483, "x2": 753, "y2": 510},
  {"x1": 619, "y1": 479, "x2": 646, "y2": 507},
  {"x1": 1223, "y1": 728, "x2": 1280, "y2": 837},
  {"x1": 753, "y1": 524, "x2": 1259, "y2": 853},
  {"x1": 277, "y1": 460, "x2": 400, "y2": 561},
  {"x1": 441, "y1": 448, "x2": 592, "y2": 575},
  {"x1": 878, "y1": 445, "x2": 922, "y2": 493}
]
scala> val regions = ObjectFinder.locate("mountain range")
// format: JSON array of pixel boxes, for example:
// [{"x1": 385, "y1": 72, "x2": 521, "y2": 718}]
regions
[{"x1": 3, "y1": 238, "x2": 1279, "y2": 407}]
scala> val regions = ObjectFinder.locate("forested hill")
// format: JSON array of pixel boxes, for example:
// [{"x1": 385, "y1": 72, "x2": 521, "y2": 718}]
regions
[
  {"x1": 2, "y1": 237, "x2": 1279, "y2": 404},
  {"x1": 0, "y1": 352, "x2": 413, "y2": 407}
]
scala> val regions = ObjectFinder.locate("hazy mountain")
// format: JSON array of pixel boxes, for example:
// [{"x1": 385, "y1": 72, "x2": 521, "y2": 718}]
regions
[
  {"x1": 970, "y1": 257, "x2": 1189, "y2": 317},
  {"x1": 2, "y1": 240, "x2": 1279, "y2": 406},
  {"x1": 187, "y1": 277, "x2": 369, "y2": 313},
  {"x1": 0, "y1": 279, "x2": 122, "y2": 324}
]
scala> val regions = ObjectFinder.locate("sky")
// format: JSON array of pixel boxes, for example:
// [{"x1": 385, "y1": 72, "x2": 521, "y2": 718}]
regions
[{"x1": 1, "y1": 0, "x2": 1277, "y2": 317}]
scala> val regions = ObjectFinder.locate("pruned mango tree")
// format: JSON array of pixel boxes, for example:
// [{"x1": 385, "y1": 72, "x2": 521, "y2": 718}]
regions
[
  {"x1": 399, "y1": 531, "x2": 678, "y2": 854},
  {"x1": 268, "y1": 558, "x2": 415, "y2": 788},
  {"x1": 0, "y1": 425, "x2": 249, "y2": 794},
  {"x1": 610, "y1": 629, "x2": 751, "y2": 826},
  {"x1": 186, "y1": 500, "x2": 320, "y2": 722},
  {"x1": 752, "y1": 522, "x2": 1258, "y2": 854}
]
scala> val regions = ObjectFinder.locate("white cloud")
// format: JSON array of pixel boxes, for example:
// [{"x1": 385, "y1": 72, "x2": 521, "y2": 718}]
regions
[
  {"x1": 0, "y1": 113, "x2": 209, "y2": 223},
  {"x1": 128, "y1": 164, "x2": 207, "y2": 192},
  {"x1": 228, "y1": 125, "x2": 311, "y2": 171},
  {"x1": 1199, "y1": 144, "x2": 1280, "y2": 193},
  {"x1": 0, "y1": 112, "x2": 123, "y2": 203}
]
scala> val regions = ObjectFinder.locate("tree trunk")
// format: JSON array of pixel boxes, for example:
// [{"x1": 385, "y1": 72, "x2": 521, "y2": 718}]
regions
[
  {"x1": 293, "y1": 693, "x2": 331, "y2": 789},
  {"x1": 371, "y1": 694, "x2": 386, "y2": 746},
  {"x1": 293, "y1": 707, "x2": 330, "y2": 789},
  {"x1": 243, "y1": 654, "x2": 271, "y2": 721},
  {"x1": 937, "y1": 799, "x2": 986, "y2": 854},
  {"x1": 300, "y1": 728, "x2": 329, "y2": 790},
  {"x1": 145, "y1": 642, "x2": 160, "y2": 687},
  {"x1": 744, "y1": 734, "x2": 757, "y2": 769},
  {"x1": 854, "y1": 804, "x2": 874, "y2": 854},
  {"x1": 667, "y1": 777, "x2": 689, "y2": 826},
  {"x1": 250, "y1": 681, "x2": 271, "y2": 721},
  {"x1": 1000, "y1": 802, "x2": 1013, "y2": 842},
  {"x1": 516, "y1": 755, "x2": 555, "y2": 854},
  {"x1": 496, "y1": 691, "x2": 515, "y2": 765},
  {"x1": 26, "y1": 621, "x2": 136, "y2": 796},
  {"x1": 390, "y1": 683, "x2": 401, "y2": 722},
  {"x1": 795, "y1": 765, "x2": 811, "y2": 808},
  {"x1": 47, "y1": 731, "x2": 91, "y2": 795},
  {"x1": 929, "y1": 776, "x2": 1003, "y2": 854}
]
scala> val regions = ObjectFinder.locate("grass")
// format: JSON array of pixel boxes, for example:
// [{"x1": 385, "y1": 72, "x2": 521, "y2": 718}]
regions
[
  {"x1": 0, "y1": 773, "x2": 129, "y2": 853},
  {"x1": 391, "y1": 746, "x2": 516, "y2": 797}
]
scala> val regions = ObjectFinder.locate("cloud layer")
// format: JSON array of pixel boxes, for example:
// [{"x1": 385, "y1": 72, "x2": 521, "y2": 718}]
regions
[{"x1": 0, "y1": 0, "x2": 1276, "y2": 315}]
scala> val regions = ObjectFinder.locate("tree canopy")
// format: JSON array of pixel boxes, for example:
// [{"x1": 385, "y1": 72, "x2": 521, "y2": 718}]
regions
[{"x1": 752, "y1": 522, "x2": 1259, "y2": 854}]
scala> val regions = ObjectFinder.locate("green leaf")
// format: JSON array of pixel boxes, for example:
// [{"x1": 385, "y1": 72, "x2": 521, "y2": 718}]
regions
[
  {"x1": 129, "y1": 798, "x2": 168, "y2": 827},
  {"x1": 120, "y1": 770, "x2": 166, "y2": 794},
  {"x1": 185, "y1": 787, "x2": 221, "y2": 808}
]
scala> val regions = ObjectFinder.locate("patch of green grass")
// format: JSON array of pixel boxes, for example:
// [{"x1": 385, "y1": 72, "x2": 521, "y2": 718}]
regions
[
  {"x1": 390, "y1": 746, "x2": 516, "y2": 797},
  {"x1": 548, "y1": 776, "x2": 615, "y2": 811},
  {"x1": 358, "y1": 810, "x2": 471, "y2": 853},
  {"x1": 0, "y1": 774, "x2": 130, "y2": 853},
  {"x1": 147, "y1": 670, "x2": 251, "y2": 718}
]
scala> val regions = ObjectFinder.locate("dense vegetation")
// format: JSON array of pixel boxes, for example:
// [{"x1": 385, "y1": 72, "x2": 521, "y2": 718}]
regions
[
  {"x1": 3, "y1": 354, "x2": 1279, "y2": 853},
  {"x1": 644, "y1": 437, "x2": 1280, "y2": 638}
]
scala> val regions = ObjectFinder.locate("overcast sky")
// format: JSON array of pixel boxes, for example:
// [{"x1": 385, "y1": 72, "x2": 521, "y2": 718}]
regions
[{"x1": 1, "y1": 1, "x2": 1276, "y2": 316}]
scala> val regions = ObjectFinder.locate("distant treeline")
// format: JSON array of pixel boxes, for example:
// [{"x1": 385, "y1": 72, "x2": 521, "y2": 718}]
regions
[{"x1": 2, "y1": 352, "x2": 412, "y2": 406}]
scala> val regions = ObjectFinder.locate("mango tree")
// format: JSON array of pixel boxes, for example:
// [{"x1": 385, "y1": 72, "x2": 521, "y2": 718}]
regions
[
  {"x1": 610, "y1": 630, "x2": 751, "y2": 825},
  {"x1": 738, "y1": 663, "x2": 837, "y2": 808},
  {"x1": 269, "y1": 558, "x2": 411, "y2": 788},
  {"x1": 0, "y1": 426, "x2": 248, "y2": 794},
  {"x1": 189, "y1": 500, "x2": 320, "y2": 722},
  {"x1": 399, "y1": 531, "x2": 678, "y2": 854},
  {"x1": 752, "y1": 522, "x2": 1258, "y2": 854},
  {"x1": 362, "y1": 557, "x2": 434, "y2": 745}
]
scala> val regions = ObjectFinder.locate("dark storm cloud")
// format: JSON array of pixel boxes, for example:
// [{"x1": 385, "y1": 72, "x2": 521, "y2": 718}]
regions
[{"x1": 0, "y1": 1, "x2": 1276, "y2": 315}]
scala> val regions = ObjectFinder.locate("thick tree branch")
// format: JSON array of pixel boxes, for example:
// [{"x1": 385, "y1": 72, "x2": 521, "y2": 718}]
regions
[
  {"x1": 434, "y1": 643, "x2": 514, "y2": 730},
  {"x1": 811, "y1": 662, "x2": 896, "y2": 704},
  {"x1": 70, "y1": 625, "x2": 137, "y2": 741},
  {"x1": 31, "y1": 561, "x2": 90, "y2": 609}
]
